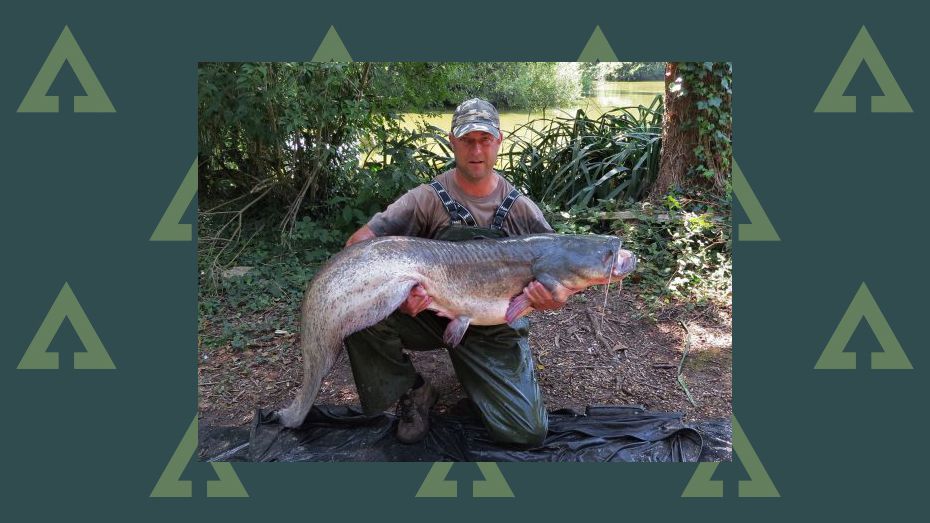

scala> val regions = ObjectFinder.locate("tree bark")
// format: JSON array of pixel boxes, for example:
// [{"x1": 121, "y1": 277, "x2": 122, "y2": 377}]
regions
[{"x1": 651, "y1": 62, "x2": 698, "y2": 199}]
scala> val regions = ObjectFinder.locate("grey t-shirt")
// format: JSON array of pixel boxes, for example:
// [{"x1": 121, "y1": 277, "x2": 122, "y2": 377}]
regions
[{"x1": 367, "y1": 170, "x2": 553, "y2": 239}]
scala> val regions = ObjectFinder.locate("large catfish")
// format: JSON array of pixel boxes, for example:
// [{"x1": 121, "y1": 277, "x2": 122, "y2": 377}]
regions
[{"x1": 276, "y1": 233, "x2": 637, "y2": 428}]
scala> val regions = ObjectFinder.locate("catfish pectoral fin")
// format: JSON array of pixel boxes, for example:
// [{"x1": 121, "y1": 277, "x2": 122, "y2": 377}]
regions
[
  {"x1": 505, "y1": 293, "x2": 535, "y2": 324},
  {"x1": 443, "y1": 316, "x2": 471, "y2": 348}
]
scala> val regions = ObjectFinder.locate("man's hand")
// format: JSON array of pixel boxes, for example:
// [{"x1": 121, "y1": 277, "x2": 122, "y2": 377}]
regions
[
  {"x1": 399, "y1": 284, "x2": 432, "y2": 316},
  {"x1": 522, "y1": 281, "x2": 566, "y2": 312},
  {"x1": 347, "y1": 226, "x2": 431, "y2": 316},
  {"x1": 345, "y1": 225, "x2": 376, "y2": 247}
]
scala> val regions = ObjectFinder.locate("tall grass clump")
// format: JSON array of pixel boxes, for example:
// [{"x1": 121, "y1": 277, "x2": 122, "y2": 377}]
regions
[{"x1": 501, "y1": 95, "x2": 663, "y2": 210}]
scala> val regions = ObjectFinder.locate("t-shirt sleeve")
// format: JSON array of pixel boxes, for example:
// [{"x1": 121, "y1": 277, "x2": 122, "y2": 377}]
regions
[
  {"x1": 366, "y1": 187, "x2": 426, "y2": 237},
  {"x1": 517, "y1": 198, "x2": 555, "y2": 234}
]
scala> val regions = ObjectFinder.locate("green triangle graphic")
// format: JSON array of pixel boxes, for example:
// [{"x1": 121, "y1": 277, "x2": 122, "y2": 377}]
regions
[
  {"x1": 208, "y1": 462, "x2": 250, "y2": 498},
  {"x1": 311, "y1": 26, "x2": 353, "y2": 62},
  {"x1": 733, "y1": 160, "x2": 780, "y2": 242},
  {"x1": 682, "y1": 461, "x2": 722, "y2": 498},
  {"x1": 18, "y1": 26, "x2": 115, "y2": 113},
  {"x1": 415, "y1": 462, "x2": 457, "y2": 498},
  {"x1": 682, "y1": 416, "x2": 779, "y2": 498},
  {"x1": 814, "y1": 26, "x2": 912, "y2": 113},
  {"x1": 815, "y1": 282, "x2": 912, "y2": 370},
  {"x1": 473, "y1": 463, "x2": 515, "y2": 498},
  {"x1": 151, "y1": 416, "x2": 249, "y2": 498},
  {"x1": 18, "y1": 282, "x2": 115, "y2": 370},
  {"x1": 578, "y1": 25, "x2": 618, "y2": 62},
  {"x1": 151, "y1": 159, "x2": 197, "y2": 242},
  {"x1": 415, "y1": 462, "x2": 514, "y2": 498}
]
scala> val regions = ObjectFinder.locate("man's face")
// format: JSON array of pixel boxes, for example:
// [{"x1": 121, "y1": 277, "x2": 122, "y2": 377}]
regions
[{"x1": 449, "y1": 130, "x2": 502, "y2": 182}]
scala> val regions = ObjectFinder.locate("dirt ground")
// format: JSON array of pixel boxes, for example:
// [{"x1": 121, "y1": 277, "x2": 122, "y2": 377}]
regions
[{"x1": 198, "y1": 286, "x2": 731, "y2": 428}]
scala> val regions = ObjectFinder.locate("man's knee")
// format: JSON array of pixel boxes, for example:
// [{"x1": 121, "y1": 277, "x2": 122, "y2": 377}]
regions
[{"x1": 487, "y1": 410, "x2": 548, "y2": 447}]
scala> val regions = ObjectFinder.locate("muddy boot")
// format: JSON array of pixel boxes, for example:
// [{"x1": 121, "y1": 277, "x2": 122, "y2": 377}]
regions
[{"x1": 395, "y1": 376, "x2": 438, "y2": 444}]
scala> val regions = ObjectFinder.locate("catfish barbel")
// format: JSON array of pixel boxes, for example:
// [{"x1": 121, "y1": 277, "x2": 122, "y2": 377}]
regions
[{"x1": 276, "y1": 233, "x2": 637, "y2": 428}]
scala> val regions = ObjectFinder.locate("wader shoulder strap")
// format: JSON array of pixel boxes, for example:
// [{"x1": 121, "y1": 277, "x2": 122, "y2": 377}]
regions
[
  {"x1": 429, "y1": 180, "x2": 478, "y2": 227},
  {"x1": 491, "y1": 188, "x2": 521, "y2": 231}
]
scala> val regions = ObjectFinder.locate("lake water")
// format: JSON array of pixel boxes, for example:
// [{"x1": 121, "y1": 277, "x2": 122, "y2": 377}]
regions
[{"x1": 401, "y1": 81, "x2": 665, "y2": 137}]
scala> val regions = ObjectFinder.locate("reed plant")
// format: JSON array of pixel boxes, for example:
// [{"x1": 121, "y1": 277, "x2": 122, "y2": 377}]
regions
[{"x1": 501, "y1": 95, "x2": 663, "y2": 210}]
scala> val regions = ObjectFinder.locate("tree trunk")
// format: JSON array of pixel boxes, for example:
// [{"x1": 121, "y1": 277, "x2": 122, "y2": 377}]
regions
[{"x1": 651, "y1": 62, "x2": 698, "y2": 199}]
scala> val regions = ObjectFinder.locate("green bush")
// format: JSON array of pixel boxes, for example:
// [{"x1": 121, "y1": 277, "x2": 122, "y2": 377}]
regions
[
  {"x1": 501, "y1": 97, "x2": 663, "y2": 209},
  {"x1": 542, "y1": 192, "x2": 731, "y2": 308}
]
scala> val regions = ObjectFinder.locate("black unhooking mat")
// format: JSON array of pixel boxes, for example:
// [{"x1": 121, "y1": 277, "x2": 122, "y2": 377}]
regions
[{"x1": 199, "y1": 404, "x2": 731, "y2": 462}]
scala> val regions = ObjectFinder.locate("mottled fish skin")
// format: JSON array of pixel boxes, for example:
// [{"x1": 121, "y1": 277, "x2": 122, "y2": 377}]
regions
[{"x1": 276, "y1": 234, "x2": 636, "y2": 428}]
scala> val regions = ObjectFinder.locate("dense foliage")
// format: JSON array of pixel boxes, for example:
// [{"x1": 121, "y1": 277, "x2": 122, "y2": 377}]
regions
[
  {"x1": 502, "y1": 98, "x2": 663, "y2": 208},
  {"x1": 669, "y1": 62, "x2": 732, "y2": 188},
  {"x1": 547, "y1": 192, "x2": 731, "y2": 310},
  {"x1": 199, "y1": 62, "x2": 580, "y2": 233}
]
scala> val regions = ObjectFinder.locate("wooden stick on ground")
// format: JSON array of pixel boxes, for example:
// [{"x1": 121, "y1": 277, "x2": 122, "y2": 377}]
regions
[{"x1": 677, "y1": 320, "x2": 697, "y2": 406}]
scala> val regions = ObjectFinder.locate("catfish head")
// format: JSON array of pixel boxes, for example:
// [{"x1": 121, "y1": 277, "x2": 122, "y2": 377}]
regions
[
  {"x1": 504, "y1": 234, "x2": 637, "y2": 324},
  {"x1": 532, "y1": 234, "x2": 637, "y2": 302}
]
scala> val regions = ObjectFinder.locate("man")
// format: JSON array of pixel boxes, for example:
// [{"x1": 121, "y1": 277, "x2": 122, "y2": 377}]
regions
[{"x1": 343, "y1": 98, "x2": 565, "y2": 447}]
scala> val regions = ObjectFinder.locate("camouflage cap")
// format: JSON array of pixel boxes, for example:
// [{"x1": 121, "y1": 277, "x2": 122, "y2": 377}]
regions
[{"x1": 451, "y1": 98, "x2": 501, "y2": 139}]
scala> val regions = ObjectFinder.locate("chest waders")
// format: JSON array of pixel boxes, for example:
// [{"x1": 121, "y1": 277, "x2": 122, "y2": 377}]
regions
[{"x1": 343, "y1": 180, "x2": 549, "y2": 447}]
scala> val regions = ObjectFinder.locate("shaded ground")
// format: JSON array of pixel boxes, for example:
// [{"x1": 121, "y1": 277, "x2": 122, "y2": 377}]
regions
[{"x1": 198, "y1": 286, "x2": 731, "y2": 427}]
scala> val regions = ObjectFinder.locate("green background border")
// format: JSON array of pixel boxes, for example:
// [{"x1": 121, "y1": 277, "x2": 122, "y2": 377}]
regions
[{"x1": 1, "y1": 0, "x2": 922, "y2": 516}]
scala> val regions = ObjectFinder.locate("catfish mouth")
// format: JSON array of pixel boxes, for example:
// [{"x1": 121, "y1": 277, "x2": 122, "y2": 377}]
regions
[{"x1": 610, "y1": 250, "x2": 637, "y2": 279}]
